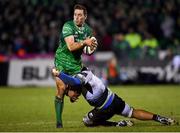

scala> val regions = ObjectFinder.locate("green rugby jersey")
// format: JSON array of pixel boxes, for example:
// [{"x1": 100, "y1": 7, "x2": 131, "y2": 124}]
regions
[{"x1": 54, "y1": 20, "x2": 92, "y2": 75}]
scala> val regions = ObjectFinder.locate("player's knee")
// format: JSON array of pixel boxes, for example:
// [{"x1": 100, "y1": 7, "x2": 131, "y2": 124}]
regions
[
  {"x1": 82, "y1": 114, "x2": 94, "y2": 127},
  {"x1": 121, "y1": 103, "x2": 134, "y2": 118}
]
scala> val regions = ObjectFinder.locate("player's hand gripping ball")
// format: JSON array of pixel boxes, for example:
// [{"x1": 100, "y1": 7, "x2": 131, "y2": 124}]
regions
[{"x1": 83, "y1": 37, "x2": 98, "y2": 55}]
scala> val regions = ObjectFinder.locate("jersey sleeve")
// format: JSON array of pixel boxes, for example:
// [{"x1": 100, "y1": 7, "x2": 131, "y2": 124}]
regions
[
  {"x1": 62, "y1": 23, "x2": 74, "y2": 38},
  {"x1": 58, "y1": 72, "x2": 81, "y2": 86}
]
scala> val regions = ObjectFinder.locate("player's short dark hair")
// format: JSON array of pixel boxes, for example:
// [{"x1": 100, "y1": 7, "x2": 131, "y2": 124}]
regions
[{"x1": 74, "y1": 4, "x2": 87, "y2": 16}]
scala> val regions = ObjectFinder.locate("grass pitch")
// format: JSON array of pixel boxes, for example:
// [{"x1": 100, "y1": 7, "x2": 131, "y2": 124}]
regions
[{"x1": 0, "y1": 85, "x2": 180, "y2": 132}]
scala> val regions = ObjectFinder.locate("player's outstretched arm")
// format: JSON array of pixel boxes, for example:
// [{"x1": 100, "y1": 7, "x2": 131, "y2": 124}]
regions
[
  {"x1": 59, "y1": 72, "x2": 81, "y2": 86},
  {"x1": 52, "y1": 68, "x2": 82, "y2": 86}
]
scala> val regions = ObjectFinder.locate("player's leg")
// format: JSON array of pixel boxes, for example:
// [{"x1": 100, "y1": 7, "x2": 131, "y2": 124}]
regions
[
  {"x1": 109, "y1": 94, "x2": 134, "y2": 127},
  {"x1": 119, "y1": 101, "x2": 175, "y2": 125},
  {"x1": 52, "y1": 67, "x2": 83, "y2": 128},
  {"x1": 132, "y1": 109, "x2": 175, "y2": 125},
  {"x1": 82, "y1": 108, "x2": 117, "y2": 127},
  {"x1": 131, "y1": 109, "x2": 153, "y2": 120},
  {"x1": 54, "y1": 77, "x2": 66, "y2": 128},
  {"x1": 82, "y1": 105, "x2": 133, "y2": 127},
  {"x1": 113, "y1": 94, "x2": 175, "y2": 126}
]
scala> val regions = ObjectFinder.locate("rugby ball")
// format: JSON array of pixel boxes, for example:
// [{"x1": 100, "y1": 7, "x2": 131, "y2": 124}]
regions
[
  {"x1": 83, "y1": 46, "x2": 96, "y2": 55},
  {"x1": 83, "y1": 37, "x2": 98, "y2": 55}
]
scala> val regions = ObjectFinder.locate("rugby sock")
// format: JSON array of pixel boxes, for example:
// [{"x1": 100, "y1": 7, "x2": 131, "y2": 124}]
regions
[
  {"x1": 55, "y1": 96, "x2": 64, "y2": 128},
  {"x1": 153, "y1": 114, "x2": 158, "y2": 121},
  {"x1": 153, "y1": 114, "x2": 167, "y2": 124}
]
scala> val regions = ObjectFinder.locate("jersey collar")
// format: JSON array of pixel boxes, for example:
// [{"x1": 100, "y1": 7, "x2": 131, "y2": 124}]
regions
[{"x1": 73, "y1": 20, "x2": 85, "y2": 31}]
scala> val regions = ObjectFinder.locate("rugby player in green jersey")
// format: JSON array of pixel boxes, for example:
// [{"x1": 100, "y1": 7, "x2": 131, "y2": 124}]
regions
[{"x1": 53, "y1": 4, "x2": 97, "y2": 128}]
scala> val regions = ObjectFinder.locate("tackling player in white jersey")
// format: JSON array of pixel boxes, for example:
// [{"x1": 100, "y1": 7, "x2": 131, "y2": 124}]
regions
[{"x1": 52, "y1": 67, "x2": 176, "y2": 127}]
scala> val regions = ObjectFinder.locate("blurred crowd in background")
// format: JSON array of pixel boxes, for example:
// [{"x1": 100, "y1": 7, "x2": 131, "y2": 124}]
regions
[{"x1": 0, "y1": 0, "x2": 180, "y2": 61}]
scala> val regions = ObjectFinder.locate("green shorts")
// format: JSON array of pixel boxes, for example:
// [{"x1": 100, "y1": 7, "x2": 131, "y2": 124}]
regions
[{"x1": 54, "y1": 58, "x2": 82, "y2": 75}]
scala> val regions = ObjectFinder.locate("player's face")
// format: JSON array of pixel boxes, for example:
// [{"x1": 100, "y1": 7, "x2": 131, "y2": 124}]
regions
[
  {"x1": 68, "y1": 90, "x2": 80, "y2": 102},
  {"x1": 74, "y1": 9, "x2": 86, "y2": 27}
]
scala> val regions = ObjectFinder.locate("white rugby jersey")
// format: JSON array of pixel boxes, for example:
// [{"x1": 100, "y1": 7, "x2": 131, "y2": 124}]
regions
[{"x1": 75, "y1": 70, "x2": 114, "y2": 108}]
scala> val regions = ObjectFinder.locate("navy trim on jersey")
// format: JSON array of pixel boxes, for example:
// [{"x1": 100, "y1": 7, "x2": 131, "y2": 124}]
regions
[{"x1": 101, "y1": 93, "x2": 115, "y2": 110}]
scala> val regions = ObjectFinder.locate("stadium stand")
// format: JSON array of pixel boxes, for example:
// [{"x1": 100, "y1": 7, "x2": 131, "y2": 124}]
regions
[{"x1": 0, "y1": 0, "x2": 180, "y2": 60}]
